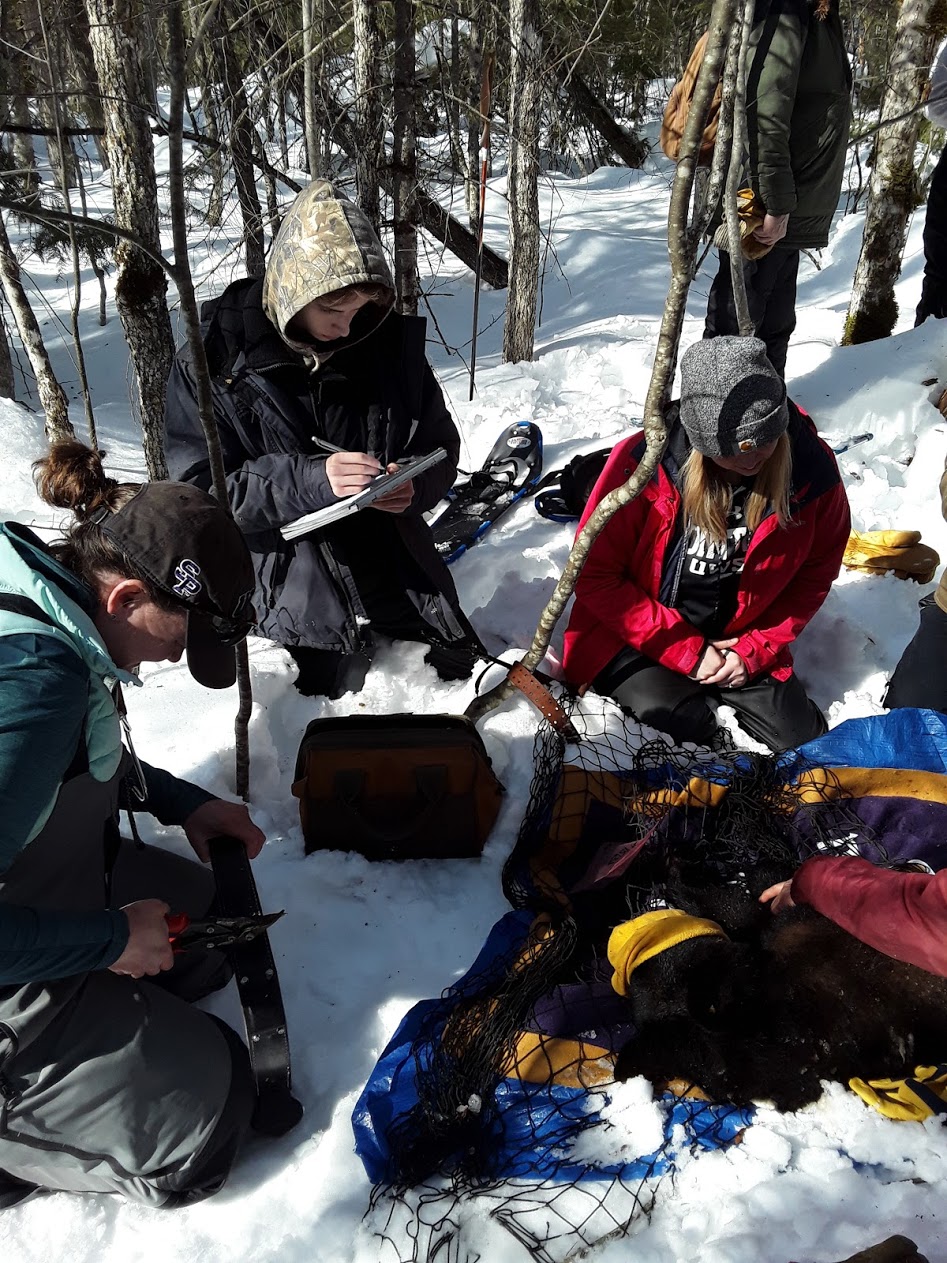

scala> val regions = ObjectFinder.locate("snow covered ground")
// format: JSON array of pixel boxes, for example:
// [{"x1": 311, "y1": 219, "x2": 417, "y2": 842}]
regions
[{"x1": 2, "y1": 136, "x2": 947, "y2": 1262}]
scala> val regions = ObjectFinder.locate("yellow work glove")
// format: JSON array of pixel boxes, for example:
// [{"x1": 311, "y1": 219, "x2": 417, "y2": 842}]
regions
[{"x1": 843, "y1": 530, "x2": 939, "y2": 583}]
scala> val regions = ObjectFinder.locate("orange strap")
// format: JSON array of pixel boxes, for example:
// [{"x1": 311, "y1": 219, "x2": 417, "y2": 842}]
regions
[{"x1": 507, "y1": 663, "x2": 578, "y2": 739}]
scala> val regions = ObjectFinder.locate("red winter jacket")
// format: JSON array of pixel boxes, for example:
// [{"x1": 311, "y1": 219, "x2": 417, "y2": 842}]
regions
[
  {"x1": 792, "y1": 855, "x2": 947, "y2": 978},
  {"x1": 562, "y1": 402, "x2": 851, "y2": 687}
]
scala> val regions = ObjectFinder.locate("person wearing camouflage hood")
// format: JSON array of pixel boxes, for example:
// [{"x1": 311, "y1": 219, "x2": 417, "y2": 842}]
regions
[{"x1": 164, "y1": 181, "x2": 481, "y2": 699}]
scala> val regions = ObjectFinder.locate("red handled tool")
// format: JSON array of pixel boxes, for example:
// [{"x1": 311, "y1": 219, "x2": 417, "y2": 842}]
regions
[{"x1": 166, "y1": 910, "x2": 284, "y2": 952}]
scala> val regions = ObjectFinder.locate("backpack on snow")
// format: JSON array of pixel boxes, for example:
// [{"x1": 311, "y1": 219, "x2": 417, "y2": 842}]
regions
[
  {"x1": 292, "y1": 713, "x2": 504, "y2": 861},
  {"x1": 534, "y1": 448, "x2": 610, "y2": 523}
]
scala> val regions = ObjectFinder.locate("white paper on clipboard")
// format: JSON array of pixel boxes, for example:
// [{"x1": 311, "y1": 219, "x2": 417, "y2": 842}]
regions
[{"x1": 280, "y1": 447, "x2": 448, "y2": 541}]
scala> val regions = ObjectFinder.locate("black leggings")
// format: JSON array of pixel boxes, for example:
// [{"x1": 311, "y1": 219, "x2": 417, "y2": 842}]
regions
[
  {"x1": 884, "y1": 596, "x2": 947, "y2": 712},
  {"x1": 596, "y1": 650, "x2": 827, "y2": 752},
  {"x1": 704, "y1": 247, "x2": 801, "y2": 378}
]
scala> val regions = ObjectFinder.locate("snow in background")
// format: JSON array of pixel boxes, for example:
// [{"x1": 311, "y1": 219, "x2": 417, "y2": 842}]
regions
[{"x1": 2, "y1": 122, "x2": 947, "y2": 1262}]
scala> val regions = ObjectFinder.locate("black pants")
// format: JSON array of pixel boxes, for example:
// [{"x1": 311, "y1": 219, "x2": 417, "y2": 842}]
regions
[
  {"x1": 916, "y1": 144, "x2": 947, "y2": 326},
  {"x1": 884, "y1": 595, "x2": 947, "y2": 712},
  {"x1": 704, "y1": 247, "x2": 801, "y2": 378},
  {"x1": 596, "y1": 650, "x2": 827, "y2": 752}
]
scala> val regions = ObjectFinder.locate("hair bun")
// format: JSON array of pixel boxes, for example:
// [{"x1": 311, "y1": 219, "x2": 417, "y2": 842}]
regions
[{"x1": 33, "y1": 440, "x2": 119, "y2": 518}]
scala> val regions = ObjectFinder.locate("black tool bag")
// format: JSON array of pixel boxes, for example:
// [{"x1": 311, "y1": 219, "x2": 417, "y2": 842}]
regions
[{"x1": 292, "y1": 714, "x2": 504, "y2": 860}]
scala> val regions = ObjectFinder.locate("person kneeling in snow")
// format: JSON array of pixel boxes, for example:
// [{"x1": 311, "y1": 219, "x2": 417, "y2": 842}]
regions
[
  {"x1": 164, "y1": 179, "x2": 482, "y2": 701},
  {"x1": 561, "y1": 336, "x2": 850, "y2": 750},
  {"x1": 0, "y1": 441, "x2": 266, "y2": 1208}
]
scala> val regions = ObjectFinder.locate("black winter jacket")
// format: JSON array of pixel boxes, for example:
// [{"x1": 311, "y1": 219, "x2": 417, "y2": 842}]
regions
[{"x1": 163, "y1": 278, "x2": 471, "y2": 655}]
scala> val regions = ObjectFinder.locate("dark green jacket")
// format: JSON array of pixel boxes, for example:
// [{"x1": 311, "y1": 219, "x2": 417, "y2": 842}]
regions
[{"x1": 748, "y1": 0, "x2": 852, "y2": 250}]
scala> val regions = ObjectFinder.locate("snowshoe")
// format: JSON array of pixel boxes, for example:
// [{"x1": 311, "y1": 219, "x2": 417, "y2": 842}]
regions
[{"x1": 431, "y1": 421, "x2": 543, "y2": 562}]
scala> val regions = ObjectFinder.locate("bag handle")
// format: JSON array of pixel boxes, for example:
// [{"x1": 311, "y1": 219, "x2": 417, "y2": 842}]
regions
[{"x1": 333, "y1": 764, "x2": 449, "y2": 847}]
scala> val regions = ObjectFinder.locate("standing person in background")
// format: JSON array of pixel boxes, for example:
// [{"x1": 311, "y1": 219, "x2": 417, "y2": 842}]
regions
[
  {"x1": 562, "y1": 337, "x2": 850, "y2": 751},
  {"x1": 883, "y1": 371, "x2": 947, "y2": 711},
  {"x1": 915, "y1": 39, "x2": 947, "y2": 325},
  {"x1": 164, "y1": 180, "x2": 482, "y2": 702},
  {"x1": 0, "y1": 441, "x2": 267, "y2": 1207},
  {"x1": 703, "y1": 0, "x2": 852, "y2": 377}
]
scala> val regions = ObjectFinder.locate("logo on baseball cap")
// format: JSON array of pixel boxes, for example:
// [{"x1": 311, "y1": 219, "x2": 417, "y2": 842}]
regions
[{"x1": 97, "y1": 482, "x2": 255, "y2": 688}]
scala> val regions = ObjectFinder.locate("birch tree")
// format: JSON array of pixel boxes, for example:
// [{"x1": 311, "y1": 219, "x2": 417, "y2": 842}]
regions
[
  {"x1": 502, "y1": 0, "x2": 542, "y2": 365},
  {"x1": 844, "y1": 0, "x2": 941, "y2": 344},
  {"x1": 0, "y1": 215, "x2": 74, "y2": 442},
  {"x1": 84, "y1": 0, "x2": 172, "y2": 478}
]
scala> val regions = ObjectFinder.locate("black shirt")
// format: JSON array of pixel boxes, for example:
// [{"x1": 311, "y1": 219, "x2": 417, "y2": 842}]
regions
[{"x1": 673, "y1": 481, "x2": 753, "y2": 637}]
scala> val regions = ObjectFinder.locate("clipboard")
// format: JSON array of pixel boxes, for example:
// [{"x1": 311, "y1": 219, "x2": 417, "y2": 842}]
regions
[{"x1": 280, "y1": 447, "x2": 448, "y2": 541}]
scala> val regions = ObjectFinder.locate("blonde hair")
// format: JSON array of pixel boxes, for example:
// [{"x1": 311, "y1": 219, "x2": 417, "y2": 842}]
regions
[{"x1": 680, "y1": 432, "x2": 792, "y2": 547}]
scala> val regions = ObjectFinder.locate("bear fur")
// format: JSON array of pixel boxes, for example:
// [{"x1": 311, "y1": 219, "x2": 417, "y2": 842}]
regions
[{"x1": 613, "y1": 873, "x2": 947, "y2": 1112}]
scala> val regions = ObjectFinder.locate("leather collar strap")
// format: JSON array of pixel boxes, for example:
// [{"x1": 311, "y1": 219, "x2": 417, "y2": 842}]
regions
[
  {"x1": 209, "y1": 836, "x2": 303, "y2": 1136},
  {"x1": 507, "y1": 662, "x2": 579, "y2": 740}
]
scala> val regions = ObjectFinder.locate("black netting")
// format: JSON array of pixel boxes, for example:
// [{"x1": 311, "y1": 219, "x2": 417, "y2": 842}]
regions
[{"x1": 365, "y1": 690, "x2": 885, "y2": 1261}]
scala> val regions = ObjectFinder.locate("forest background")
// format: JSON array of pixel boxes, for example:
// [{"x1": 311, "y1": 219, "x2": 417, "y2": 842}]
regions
[{"x1": 0, "y1": 0, "x2": 938, "y2": 485}]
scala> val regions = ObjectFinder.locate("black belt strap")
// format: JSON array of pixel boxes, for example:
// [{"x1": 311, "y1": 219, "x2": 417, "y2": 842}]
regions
[{"x1": 209, "y1": 836, "x2": 303, "y2": 1136}]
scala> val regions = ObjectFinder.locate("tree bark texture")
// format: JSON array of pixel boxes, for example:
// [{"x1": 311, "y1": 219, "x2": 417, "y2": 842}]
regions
[
  {"x1": 466, "y1": 4, "x2": 484, "y2": 228},
  {"x1": 0, "y1": 214, "x2": 74, "y2": 442},
  {"x1": 392, "y1": 0, "x2": 419, "y2": 315},
  {"x1": 2, "y1": 0, "x2": 41, "y2": 201},
  {"x1": 353, "y1": 0, "x2": 382, "y2": 235},
  {"x1": 0, "y1": 307, "x2": 17, "y2": 400},
  {"x1": 467, "y1": 0, "x2": 739, "y2": 723},
  {"x1": 166, "y1": 0, "x2": 251, "y2": 797},
  {"x1": 844, "y1": 0, "x2": 940, "y2": 345},
  {"x1": 302, "y1": 0, "x2": 319, "y2": 178},
  {"x1": 216, "y1": 14, "x2": 266, "y2": 278},
  {"x1": 502, "y1": 0, "x2": 542, "y2": 364},
  {"x1": 84, "y1": 0, "x2": 171, "y2": 478}
]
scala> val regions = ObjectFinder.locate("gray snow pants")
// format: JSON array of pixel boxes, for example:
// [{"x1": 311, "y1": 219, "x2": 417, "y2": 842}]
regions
[{"x1": 0, "y1": 767, "x2": 256, "y2": 1207}]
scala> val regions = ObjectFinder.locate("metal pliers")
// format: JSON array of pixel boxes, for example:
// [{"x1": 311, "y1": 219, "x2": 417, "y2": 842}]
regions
[{"x1": 166, "y1": 910, "x2": 285, "y2": 952}]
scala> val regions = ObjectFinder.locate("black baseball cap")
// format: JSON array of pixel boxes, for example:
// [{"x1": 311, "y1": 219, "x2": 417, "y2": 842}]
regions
[{"x1": 97, "y1": 482, "x2": 256, "y2": 688}]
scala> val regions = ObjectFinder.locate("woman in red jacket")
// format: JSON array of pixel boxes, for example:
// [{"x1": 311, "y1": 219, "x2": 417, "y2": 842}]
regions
[{"x1": 562, "y1": 336, "x2": 851, "y2": 750}]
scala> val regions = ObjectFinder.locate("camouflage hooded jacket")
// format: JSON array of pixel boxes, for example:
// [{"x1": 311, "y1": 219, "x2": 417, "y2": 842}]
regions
[{"x1": 163, "y1": 182, "x2": 469, "y2": 655}]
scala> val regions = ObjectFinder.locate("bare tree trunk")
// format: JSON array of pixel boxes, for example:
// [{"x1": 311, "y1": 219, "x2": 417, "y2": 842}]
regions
[
  {"x1": 67, "y1": 0, "x2": 109, "y2": 168},
  {"x1": 467, "y1": 0, "x2": 739, "y2": 723},
  {"x1": 502, "y1": 0, "x2": 542, "y2": 365},
  {"x1": 392, "y1": 0, "x2": 418, "y2": 314},
  {"x1": 84, "y1": 0, "x2": 172, "y2": 478},
  {"x1": 447, "y1": 16, "x2": 464, "y2": 176},
  {"x1": 844, "y1": 0, "x2": 938, "y2": 344},
  {"x1": 466, "y1": 3, "x2": 484, "y2": 228},
  {"x1": 0, "y1": 215, "x2": 74, "y2": 442},
  {"x1": 724, "y1": 0, "x2": 755, "y2": 335},
  {"x1": 2, "y1": 0, "x2": 41, "y2": 201},
  {"x1": 37, "y1": 0, "x2": 97, "y2": 443},
  {"x1": 20, "y1": 0, "x2": 76, "y2": 188},
  {"x1": 217, "y1": 21, "x2": 266, "y2": 278},
  {"x1": 165, "y1": 0, "x2": 252, "y2": 796},
  {"x1": 552, "y1": 47, "x2": 648, "y2": 169},
  {"x1": 302, "y1": 0, "x2": 319, "y2": 177},
  {"x1": 353, "y1": 0, "x2": 382, "y2": 234},
  {"x1": 0, "y1": 308, "x2": 16, "y2": 400}
]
